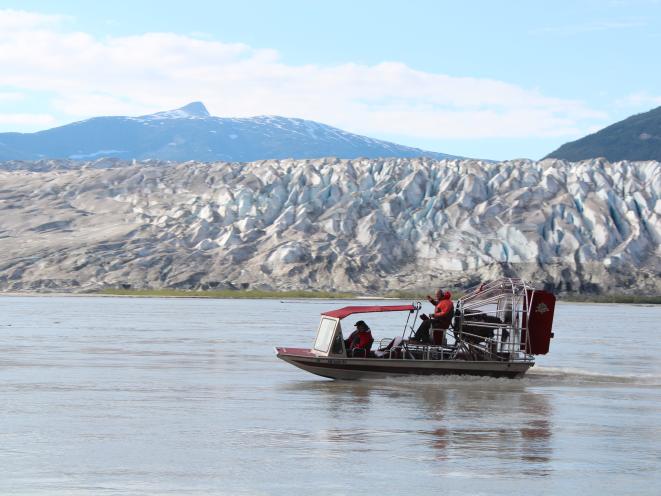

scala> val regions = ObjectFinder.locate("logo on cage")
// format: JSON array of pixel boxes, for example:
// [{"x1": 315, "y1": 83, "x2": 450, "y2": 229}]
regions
[{"x1": 536, "y1": 303, "x2": 549, "y2": 314}]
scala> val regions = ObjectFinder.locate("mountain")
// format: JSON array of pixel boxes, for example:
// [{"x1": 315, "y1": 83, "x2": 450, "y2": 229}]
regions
[
  {"x1": 546, "y1": 106, "x2": 661, "y2": 162},
  {"x1": 0, "y1": 157, "x2": 658, "y2": 295},
  {"x1": 0, "y1": 102, "x2": 461, "y2": 162}
]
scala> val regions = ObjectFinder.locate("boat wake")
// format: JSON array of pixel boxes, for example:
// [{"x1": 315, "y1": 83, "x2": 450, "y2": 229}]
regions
[
  {"x1": 318, "y1": 366, "x2": 661, "y2": 389},
  {"x1": 526, "y1": 366, "x2": 661, "y2": 387}
]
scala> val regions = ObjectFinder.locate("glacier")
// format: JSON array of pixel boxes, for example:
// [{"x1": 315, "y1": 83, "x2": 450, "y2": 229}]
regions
[{"x1": 0, "y1": 157, "x2": 658, "y2": 294}]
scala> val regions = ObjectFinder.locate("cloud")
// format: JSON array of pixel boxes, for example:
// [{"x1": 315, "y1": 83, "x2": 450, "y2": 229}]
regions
[
  {"x1": 0, "y1": 91, "x2": 25, "y2": 102},
  {"x1": 0, "y1": 113, "x2": 56, "y2": 126},
  {"x1": 0, "y1": 9, "x2": 68, "y2": 30},
  {"x1": 0, "y1": 9, "x2": 606, "y2": 140}
]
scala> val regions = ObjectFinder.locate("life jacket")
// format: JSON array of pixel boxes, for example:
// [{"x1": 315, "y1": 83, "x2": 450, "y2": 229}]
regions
[
  {"x1": 433, "y1": 291, "x2": 454, "y2": 329},
  {"x1": 344, "y1": 330, "x2": 359, "y2": 348},
  {"x1": 351, "y1": 330, "x2": 373, "y2": 350}
]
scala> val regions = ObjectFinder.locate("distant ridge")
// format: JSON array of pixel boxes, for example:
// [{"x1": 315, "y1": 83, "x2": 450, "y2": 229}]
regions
[
  {"x1": 0, "y1": 102, "x2": 462, "y2": 162},
  {"x1": 546, "y1": 105, "x2": 661, "y2": 162}
]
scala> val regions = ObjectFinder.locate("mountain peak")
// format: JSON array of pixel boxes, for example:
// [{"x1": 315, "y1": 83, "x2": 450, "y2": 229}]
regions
[
  {"x1": 0, "y1": 103, "x2": 464, "y2": 161},
  {"x1": 143, "y1": 102, "x2": 211, "y2": 120},
  {"x1": 178, "y1": 101, "x2": 210, "y2": 117}
]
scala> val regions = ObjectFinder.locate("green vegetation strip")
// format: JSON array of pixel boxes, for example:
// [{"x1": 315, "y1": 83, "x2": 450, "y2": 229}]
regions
[
  {"x1": 559, "y1": 294, "x2": 661, "y2": 304},
  {"x1": 98, "y1": 288, "x2": 355, "y2": 299},
  {"x1": 98, "y1": 288, "x2": 660, "y2": 303}
]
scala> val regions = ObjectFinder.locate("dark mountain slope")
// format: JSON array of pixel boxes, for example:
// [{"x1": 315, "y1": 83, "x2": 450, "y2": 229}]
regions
[{"x1": 546, "y1": 106, "x2": 661, "y2": 162}]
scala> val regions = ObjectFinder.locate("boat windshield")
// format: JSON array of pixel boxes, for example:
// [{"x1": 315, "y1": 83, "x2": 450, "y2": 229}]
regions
[{"x1": 314, "y1": 317, "x2": 338, "y2": 353}]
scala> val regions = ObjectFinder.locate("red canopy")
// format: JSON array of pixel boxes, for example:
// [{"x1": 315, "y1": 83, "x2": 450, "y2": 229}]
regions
[{"x1": 321, "y1": 304, "x2": 416, "y2": 320}]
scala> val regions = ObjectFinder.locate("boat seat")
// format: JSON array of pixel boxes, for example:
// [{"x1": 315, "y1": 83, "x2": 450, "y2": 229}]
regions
[
  {"x1": 379, "y1": 336, "x2": 402, "y2": 351},
  {"x1": 374, "y1": 336, "x2": 403, "y2": 358},
  {"x1": 349, "y1": 337, "x2": 374, "y2": 358}
]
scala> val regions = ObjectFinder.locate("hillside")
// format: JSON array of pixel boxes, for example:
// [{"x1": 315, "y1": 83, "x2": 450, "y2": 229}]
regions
[
  {"x1": 546, "y1": 106, "x2": 661, "y2": 162},
  {"x1": 0, "y1": 102, "x2": 460, "y2": 162}
]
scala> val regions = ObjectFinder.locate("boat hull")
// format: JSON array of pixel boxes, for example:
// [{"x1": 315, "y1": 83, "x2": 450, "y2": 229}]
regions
[{"x1": 275, "y1": 347, "x2": 532, "y2": 380}]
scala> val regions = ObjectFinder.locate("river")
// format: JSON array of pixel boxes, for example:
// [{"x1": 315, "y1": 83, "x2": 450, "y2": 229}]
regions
[{"x1": 1, "y1": 296, "x2": 659, "y2": 495}]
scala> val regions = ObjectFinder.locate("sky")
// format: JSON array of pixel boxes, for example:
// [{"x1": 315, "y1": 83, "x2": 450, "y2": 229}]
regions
[{"x1": 1, "y1": 0, "x2": 660, "y2": 160}]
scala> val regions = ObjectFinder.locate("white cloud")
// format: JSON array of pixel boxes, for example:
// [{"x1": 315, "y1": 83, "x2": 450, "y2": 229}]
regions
[
  {"x1": 0, "y1": 9, "x2": 67, "y2": 30},
  {"x1": 0, "y1": 91, "x2": 25, "y2": 102},
  {"x1": 0, "y1": 9, "x2": 607, "y2": 140},
  {"x1": 0, "y1": 113, "x2": 56, "y2": 126}
]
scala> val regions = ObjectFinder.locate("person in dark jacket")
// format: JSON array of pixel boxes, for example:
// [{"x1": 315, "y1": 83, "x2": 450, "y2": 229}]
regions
[
  {"x1": 412, "y1": 289, "x2": 454, "y2": 344},
  {"x1": 345, "y1": 320, "x2": 373, "y2": 354}
]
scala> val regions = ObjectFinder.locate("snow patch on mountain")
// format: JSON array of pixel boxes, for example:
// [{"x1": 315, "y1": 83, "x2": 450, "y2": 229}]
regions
[{"x1": 69, "y1": 149, "x2": 126, "y2": 159}]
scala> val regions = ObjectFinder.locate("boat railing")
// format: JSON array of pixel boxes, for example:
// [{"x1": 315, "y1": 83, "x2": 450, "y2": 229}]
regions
[
  {"x1": 376, "y1": 328, "x2": 533, "y2": 362},
  {"x1": 368, "y1": 278, "x2": 539, "y2": 363}
]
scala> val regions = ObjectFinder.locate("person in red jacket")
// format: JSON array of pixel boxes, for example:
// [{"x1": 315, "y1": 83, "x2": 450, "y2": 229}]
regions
[
  {"x1": 412, "y1": 289, "x2": 454, "y2": 344},
  {"x1": 345, "y1": 320, "x2": 373, "y2": 355}
]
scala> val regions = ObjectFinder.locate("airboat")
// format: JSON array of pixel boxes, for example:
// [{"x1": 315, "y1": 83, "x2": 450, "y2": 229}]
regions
[{"x1": 275, "y1": 278, "x2": 556, "y2": 380}]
